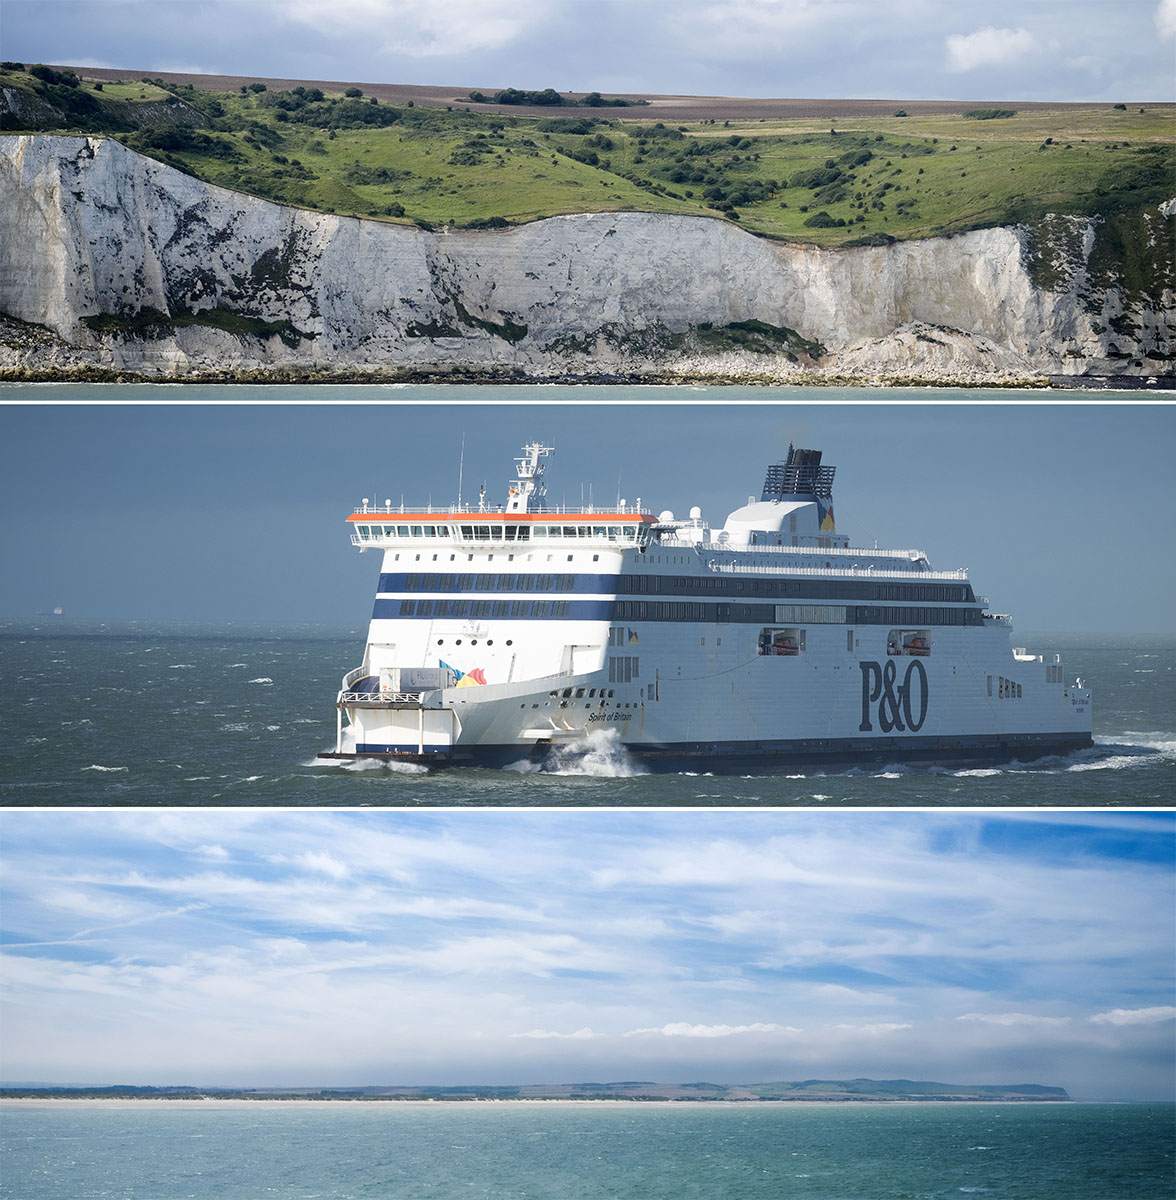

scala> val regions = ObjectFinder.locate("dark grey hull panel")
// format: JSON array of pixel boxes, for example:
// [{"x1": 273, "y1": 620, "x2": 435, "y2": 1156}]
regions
[{"x1": 318, "y1": 731, "x2": 1094, "y2": 775}]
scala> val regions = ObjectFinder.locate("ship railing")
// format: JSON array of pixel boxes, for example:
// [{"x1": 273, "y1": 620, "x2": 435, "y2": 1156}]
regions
[
  {"x1": 699, "y1": 541, "x2": 935, "y2": 562},
  {"x1": 707, "y1": 562, "x2": 970, "y2": 581},
  {"x1": 339, "y1": 689, "x2": 423, "y2": 704},
  {"x1": 983, "y1": 614, "x2": 1013, "y2": 626},
  {"x1": 352, "y1": 502, "x2": 653, "y2": 516},
  {"x1": 341, "y1": 665, "x2": 369, "y2": 690}
]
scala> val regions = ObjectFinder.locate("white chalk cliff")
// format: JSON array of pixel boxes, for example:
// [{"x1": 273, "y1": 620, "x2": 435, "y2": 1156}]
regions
[{"x1": 1, "y1": 134, "x2": 1171, "y2": 380}]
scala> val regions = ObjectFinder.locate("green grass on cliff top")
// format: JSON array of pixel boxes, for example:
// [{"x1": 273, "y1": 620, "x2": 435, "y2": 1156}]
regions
[{"x1": 2, "y1": 65, "x2": 1173, "y2": 247}]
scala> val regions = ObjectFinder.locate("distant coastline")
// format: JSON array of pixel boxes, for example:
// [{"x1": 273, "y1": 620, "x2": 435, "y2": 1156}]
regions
[
  {"x1": 1, "y1": 1096, "x2": 1079, "y2": 1107},
  {"x1": 0, "y1": 1078, "x2": 1072, "y2": 1103}
]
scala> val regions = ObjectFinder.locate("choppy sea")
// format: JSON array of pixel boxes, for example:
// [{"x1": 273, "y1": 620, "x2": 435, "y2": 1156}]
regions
[
  {"x1": 1, "y1": 622, "x2": 1172, "y2": 805},
  {"x1": 2, "y1": 1100, "x2": 1172, "y2": 1200}
]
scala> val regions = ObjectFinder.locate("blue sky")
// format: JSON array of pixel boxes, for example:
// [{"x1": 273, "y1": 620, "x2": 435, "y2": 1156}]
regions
[
  {"x1": 4, "y1": 0, "x2": 1175, "y2": 101},
  {"x1": 1, "y1": 809, "x2": 1172, "y2": 1099},
  {"x1": 1, "y1": 396, "x2": 1174, "y2": 630}
]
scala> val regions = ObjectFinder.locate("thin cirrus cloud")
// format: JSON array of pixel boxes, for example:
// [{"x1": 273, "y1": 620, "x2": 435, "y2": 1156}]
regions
[
  {"x1": 0, "y1": 811, "x2": 1172, "y2": 1097},
  {"x1": 623, "y1": 1022, "x2": 798, "y2": 1038}
]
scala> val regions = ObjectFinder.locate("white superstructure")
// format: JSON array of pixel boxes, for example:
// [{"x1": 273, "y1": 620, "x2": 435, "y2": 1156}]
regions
[{"x1": 320, "y1": 442, "x2": 1092, "y2": 771}]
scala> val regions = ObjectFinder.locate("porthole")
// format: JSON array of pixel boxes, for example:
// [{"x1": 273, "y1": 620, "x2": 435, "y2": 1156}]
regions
[
  {"x1": 455, "y1": 639, "x2": 462, "y2": 646},
  {"x1": 506, "y1": 639, "x2": 513, "y2": 646},
  {"x1": 437, "y1": 639, "x2": 444, "y2": 645}
]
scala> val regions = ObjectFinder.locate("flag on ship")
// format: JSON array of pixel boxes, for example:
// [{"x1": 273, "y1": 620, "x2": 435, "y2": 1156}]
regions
[
  {"x1": 628, "y1": 629, "x2": 639, "y2": 643},
  {"x1": 441, "y1": 660, "x2": 487, "y2": 687}
]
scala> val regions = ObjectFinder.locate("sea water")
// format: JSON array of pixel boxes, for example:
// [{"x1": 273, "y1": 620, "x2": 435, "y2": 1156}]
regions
[
  {"x1": 1, "y1": 1100, "x2": 1172, "y2": 1200},
  {"x1": 1, "y1": 623, "x2": 1172, "y2": 805}
]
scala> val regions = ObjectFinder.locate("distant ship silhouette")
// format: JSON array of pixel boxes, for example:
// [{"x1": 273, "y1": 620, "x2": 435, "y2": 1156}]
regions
[{"x1": 35, "y1": 605, "x2": 63, "y2": 617}]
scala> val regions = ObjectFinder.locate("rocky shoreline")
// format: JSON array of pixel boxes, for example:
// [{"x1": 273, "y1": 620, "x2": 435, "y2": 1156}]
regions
[{"x1": 4, "y1": 363, "x2": 1174, "y2": 391}]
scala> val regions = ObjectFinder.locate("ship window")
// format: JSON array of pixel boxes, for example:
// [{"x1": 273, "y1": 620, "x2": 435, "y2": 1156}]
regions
[
  {"x1": 593, "y1": 554, "x2": 599, "y2": 562},
  {"x1": 774, "y1": 604, "x2": 847, "y2": 624},
  {"x1": 398, "y1": 526, "x2": 411, "y2": 536},
  {"x1": 847, "y1": 630, "x2": 854, "y2": 652},
  {"x1": 759, "y1": 628, "x2": 804, "y2": 656},
  {"x1": 887, "y1": 629, "x2": 931, "y2": 657}
]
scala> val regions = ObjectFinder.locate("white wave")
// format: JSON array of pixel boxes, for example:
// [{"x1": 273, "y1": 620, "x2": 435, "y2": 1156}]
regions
[
  {"x1": 247, "y1": 677, "x2": 274, "y2": 685},
  {"x1": 535, "y1": 729, "x2": 648, "y2": 777},
  {"x1": 1117, "y1": 734, "x2": 1176, "y2": 754},
  {"x1": 353, "y1": 758, "x2": 429, "y2": 775},
  {"x1": 168, "y1": 664, "x2": 196, "y2": 669},
  {"x1": 951, "y1": 768, "x2": 1005, "y2": 778},
  {"x1": 1066, "y1": 755, "x2": 1150, "y2": 773},
  {"x1": 266, "y1": 725, "x2": 281, "y2": 731},
  {"x1": 228, "y1": 663, "x2": 248, "y2": 668},
  {"x1": 83, "y1": 765, "x2": 128, "y2": 772},
  {"x1": 306, "y1": 752, "x2": 429, "y2": 774}
]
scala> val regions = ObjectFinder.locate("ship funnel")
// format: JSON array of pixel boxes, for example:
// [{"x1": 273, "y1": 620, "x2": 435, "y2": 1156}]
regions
[
  {"x1": 760, "y1": 444, "x2": 837, "y2": 531},
  {"x1": 761, "y1": 444, "x2": 835, "y2": 501}
]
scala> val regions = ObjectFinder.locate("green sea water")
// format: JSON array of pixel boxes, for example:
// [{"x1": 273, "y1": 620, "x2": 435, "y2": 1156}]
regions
[{"x1": 2, "y1": 1101, "x2": 1172, "y2": 1199}]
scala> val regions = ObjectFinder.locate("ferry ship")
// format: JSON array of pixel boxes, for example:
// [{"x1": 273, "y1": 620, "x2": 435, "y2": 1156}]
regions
[{"x1": 319, "y1": 442, "x2": 1092, "y2": 771}]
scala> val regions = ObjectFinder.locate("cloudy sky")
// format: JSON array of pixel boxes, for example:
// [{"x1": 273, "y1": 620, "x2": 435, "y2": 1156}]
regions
[
  {"x1": 2, "y1": 398, "x2": 1174, "y2": 630},
  {"x1": 5, "y1": 0, "x2": 1175, "y2": 101},
  {"x1": 1, "y1": 808, "x2": 1172, "y2": 1099}
]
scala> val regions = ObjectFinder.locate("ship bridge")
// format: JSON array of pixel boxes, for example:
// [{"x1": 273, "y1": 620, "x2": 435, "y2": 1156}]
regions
[{"x1": 348, "y1": 440, "x2": 659, "y2": 549}]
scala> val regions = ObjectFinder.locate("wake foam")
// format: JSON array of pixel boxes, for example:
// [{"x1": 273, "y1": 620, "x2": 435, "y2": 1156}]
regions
[
  {"x1": 509, "y1": 729, "x2": 648, "y2": 777},
  {"x1": 307, "y1": 752, "x2": 429, "y2": 775}
]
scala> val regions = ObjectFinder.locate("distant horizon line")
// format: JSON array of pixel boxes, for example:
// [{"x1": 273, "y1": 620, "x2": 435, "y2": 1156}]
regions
[{"x1": 7, "y1": 616, "x2": 1175, "y2": 638}]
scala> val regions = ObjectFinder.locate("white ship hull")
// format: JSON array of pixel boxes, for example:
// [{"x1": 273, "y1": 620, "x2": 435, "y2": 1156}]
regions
[
  {"x1": 320, "y1": 443, "x2": 1092, "y2": 773},
  {"x1": 322, "y1": 615, "x2": 1091, "y2": 772}
]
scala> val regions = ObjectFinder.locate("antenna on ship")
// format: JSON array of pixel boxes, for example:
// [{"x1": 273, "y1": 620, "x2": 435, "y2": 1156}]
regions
[
  {"x1": 457, "y1": 433, "x2": 466, "y2": 510},
  {"x1": 507, "y1": 441, "x2": 554, "y2": 513}
]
